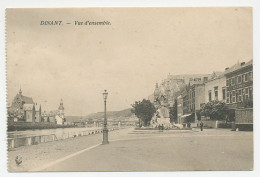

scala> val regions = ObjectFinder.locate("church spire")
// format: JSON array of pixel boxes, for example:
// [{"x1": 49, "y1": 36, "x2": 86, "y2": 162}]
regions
[
  {"x1": 58, "y1": 99, "x2": 64, "y2": 110},
  {"x1": 19, "y1": 86, "x2": 22, "y2": 95}
]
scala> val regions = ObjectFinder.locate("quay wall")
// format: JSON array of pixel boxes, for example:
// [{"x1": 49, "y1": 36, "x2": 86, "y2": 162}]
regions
[
  {"x1": 8, "y1": 127, "x2": 119, "y2": 149},
  {"x1": 8, "y1": 122, "x2": 75, "y2": 131}
]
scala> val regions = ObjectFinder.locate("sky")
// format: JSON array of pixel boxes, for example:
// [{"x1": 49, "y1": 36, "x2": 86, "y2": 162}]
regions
[{"x1": 6, "y1": 7, "x2": 252, "y2": 116}]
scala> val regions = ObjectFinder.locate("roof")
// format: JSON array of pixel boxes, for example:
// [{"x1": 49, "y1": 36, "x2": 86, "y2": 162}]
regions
[
  {"x1": 23, "y1": 104, "x2": 34, "y2": 111},
  {"x1": 206, "y1": 71, "x2": 225, "y2": 82},
  {"x1": 21, "y1": 95, "x2": 34, "y2": 104},
  {"x1": 225, "y1": 60, "x2": 253, "y2": 75}
]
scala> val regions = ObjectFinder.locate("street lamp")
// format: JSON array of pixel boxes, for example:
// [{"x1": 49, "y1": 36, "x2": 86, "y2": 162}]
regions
[{"x1": 102, "y1": 90, "x2": 109, "y2": 145}]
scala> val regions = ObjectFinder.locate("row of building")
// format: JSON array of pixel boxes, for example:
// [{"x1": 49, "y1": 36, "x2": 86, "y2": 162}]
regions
[
  {"x1": 151, "y1": 60, "x2": 253, "y2": 127},
  {"x1": 7, "y1": 89, "x2": 66, "y2": 125}
]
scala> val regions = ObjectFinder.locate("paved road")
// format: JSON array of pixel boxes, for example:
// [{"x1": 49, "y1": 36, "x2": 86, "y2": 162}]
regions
[{"x1": 42, "y1": 129, "x2": 253, "y2": 171}]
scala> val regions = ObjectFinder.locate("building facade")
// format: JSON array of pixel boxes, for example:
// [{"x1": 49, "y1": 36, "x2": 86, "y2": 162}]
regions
[
  {"x1": 35, "y1": 103, "x2": 42, "y2": 122},
  {"x1": 182, "y1": 83, "x2": 206, "y2": 123},
  {"x1": 204, "y1": 71, "x2": 226, "y2": 103},
  {"x1": 225, "y1": 60, "x2": 253, "y2": 109},
  {"x1": 225, "y1": 60, "x2": 253, "y2": 129},
  {"x1": 23, "y1": 104, "x2": 35, "y2": 123}
]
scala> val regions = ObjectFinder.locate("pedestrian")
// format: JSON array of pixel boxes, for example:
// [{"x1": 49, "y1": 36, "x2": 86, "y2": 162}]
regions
[
  {"x1": 188, "y1": 122, "x2": 191, "y2": 128},
  {"x1": 200, "y1": 121, "x2": 204, "y2": 131}
]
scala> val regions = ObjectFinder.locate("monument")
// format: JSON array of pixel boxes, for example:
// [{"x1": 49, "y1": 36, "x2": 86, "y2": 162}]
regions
[{"x1": 151, "y1": 83, "x2": 171, "y2": 128}]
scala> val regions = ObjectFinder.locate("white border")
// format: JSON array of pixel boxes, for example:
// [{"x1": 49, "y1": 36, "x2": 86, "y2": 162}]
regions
[{"x1": 0, "y1": 1, "x2": 259, "y2": 177}]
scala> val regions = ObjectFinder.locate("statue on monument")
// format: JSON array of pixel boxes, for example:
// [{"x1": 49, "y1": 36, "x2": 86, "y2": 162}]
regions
[{"x1": 151, "y1": 82, "x2": 171, "y2": 128}]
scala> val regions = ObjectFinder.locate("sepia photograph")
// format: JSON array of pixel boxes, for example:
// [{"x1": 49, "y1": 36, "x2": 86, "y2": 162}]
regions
[{"x1": 6, "y1": 7, "x2": 253, "y2": 172}]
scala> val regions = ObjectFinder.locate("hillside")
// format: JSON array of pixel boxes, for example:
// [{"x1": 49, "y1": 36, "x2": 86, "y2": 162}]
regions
[
  {"x1": 66, "y1": 108, "x2": 133, "y2": 122},
  {"x1": 85, "y1": 108, "x2": 133, "y2": 120}
]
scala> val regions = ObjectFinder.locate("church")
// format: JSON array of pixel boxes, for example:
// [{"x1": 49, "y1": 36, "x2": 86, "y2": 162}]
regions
[
  {"x1": 8, "y1": 89, "x2": 65, "y2": 125},
  {"x1": 55, "y1": 99, "x2": 65, "y2": 125},
  {"x1": 8, "y1": 88, "x2": 41, "y2": 122}
]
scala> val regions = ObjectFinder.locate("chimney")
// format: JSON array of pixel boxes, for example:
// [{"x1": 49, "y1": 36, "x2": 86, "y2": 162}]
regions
[
  {"x1": 225, "y1": 67, "x2": 229, "y2": 70},
  {"x1": 240, "y1": 62, "x2": 245, "y2": 66}
]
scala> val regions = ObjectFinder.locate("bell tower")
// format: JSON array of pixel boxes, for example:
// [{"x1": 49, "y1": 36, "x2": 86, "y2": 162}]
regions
[{"x1": 58, "y1": 99, "x2": 65, "y2": 118}]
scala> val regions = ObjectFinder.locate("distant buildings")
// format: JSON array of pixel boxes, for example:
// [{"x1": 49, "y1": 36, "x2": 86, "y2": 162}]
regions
[
  {"x1": 55, "y1": 99, "x2": 65, "y2": 125},
  {"x1": 8, "y1": 88, "x2": 38, "y2": 122},
  {"x1": 150, "y1": 74, "x2": 211, "y2": 124},
  {"x1": 149, "y1": 74, "x2": 211, "y2": 108},
  {"x1": 150, "y1": 59, "x2": 253, "y2": 130},
  {"x1": 8, "y1": 89, "x2": 66, "y2": 125}
]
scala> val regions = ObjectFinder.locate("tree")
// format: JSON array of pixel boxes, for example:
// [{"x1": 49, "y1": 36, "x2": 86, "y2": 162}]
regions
[
  {"x1": 200, "y1": 100, "x2": 227, "y2": 120},
  {"x1": 131, "y1": 99, "x2": 156, "y2": 127},
  {"x1": 169, "y1": 99, "x2": 177, "y2": 123}
]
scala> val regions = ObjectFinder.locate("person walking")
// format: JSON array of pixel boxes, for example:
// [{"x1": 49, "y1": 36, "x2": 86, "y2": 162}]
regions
[
  {"x1": 187, "y1": 122, "x2": 191, "y2": 128},
  {"x1": 200, "y1": 121, "x2": 204, "y2": 131}
]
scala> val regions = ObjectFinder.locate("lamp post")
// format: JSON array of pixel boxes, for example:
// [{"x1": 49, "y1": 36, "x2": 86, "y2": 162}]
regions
[{"x1": 102, "y1": 90, "x2": 109, "y2": 145}]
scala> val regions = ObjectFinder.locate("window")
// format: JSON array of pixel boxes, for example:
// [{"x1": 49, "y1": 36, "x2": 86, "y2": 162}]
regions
[
  {"x1": 226, "y1": 92, "x2": 230, "y2": 103},
  {"x1": 249, "y1": 72, "x2": 253, "y2": 81},
  {"x1": 232, "y1": 91, "x2": 236, "y2": 103},
  {"x1": 244, "y1": 88, "x2": 249, "y2": 100},
  {"x1": 214, "y1": 86, "x2": 218, "y2": 100},
  {"x1": 226, "y1": 79, "x2": 232, "y2": 87},
  {"x1": 208, "y1": 90, "x2": 212, "y2": 102},
  {"x1": 243, "y1": 73, "x2": 248, "y2": 82},
  {"x1": 237, "y1": 75, "x2": 242, "y2": 84},
  {"x1": 231, "y1": 77, "x2": 235, "y2": 85},
  {"x1": 222, "y1": 87, "x2": 226, "y2": 100},
  {"x1": 237, "y1": 89, "x2": 242, "y2": 102}
]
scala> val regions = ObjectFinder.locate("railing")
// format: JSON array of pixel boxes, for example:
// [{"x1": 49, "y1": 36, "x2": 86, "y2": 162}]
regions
[{"x1": 7, "y1": 127, "x2": 119, "y2": 149}]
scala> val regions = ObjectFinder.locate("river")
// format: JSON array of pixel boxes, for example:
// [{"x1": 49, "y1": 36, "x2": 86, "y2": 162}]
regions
[{"x1": 7, "y1": 126, "x2": 105, "y2": 139}]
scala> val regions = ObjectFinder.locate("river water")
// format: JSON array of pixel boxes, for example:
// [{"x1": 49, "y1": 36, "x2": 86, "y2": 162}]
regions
[{"x1": 7, "y1": 126, "x2": 104, "y2": 139}]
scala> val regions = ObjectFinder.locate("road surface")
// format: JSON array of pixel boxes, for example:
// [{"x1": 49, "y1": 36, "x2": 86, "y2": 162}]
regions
[{"x1": 39, "y1": 128, "x2": 253, "y2": 171}]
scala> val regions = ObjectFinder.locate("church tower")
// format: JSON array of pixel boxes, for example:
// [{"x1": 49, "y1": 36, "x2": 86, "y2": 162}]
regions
[
  {"x1": 19, "y1": 87, "x2": 22, "y2": 95},
  {"x1": 58, "y1": 99, "x2": 65, "y2": 118}
]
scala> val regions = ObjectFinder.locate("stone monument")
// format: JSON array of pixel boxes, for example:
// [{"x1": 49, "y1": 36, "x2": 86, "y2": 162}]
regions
[{"x1": 151, "y1": 83, "x2": 171, "y2": 128}]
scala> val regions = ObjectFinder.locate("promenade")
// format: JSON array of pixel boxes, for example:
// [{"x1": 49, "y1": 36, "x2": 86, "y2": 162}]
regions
[{"x1": 8, "y1": 128, "x2": 253, "y2": 172}]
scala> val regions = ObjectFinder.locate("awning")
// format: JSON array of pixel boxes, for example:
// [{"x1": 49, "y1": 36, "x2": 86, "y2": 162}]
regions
[{"x1": 180, "y1": 114, "x2": 192, "y2": 118}]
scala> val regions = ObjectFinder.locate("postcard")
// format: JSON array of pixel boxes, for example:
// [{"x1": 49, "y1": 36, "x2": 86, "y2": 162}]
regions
[{"x1": 6, "y1": 8, "x2": 253, "y2": 172}]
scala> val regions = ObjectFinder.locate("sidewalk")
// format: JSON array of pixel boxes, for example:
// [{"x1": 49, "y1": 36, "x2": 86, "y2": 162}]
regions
[{"x1": 8, "y1": 127, "x2": 134, "y2": 172}]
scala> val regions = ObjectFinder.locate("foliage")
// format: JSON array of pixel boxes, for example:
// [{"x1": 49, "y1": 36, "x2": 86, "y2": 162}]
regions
[
  {"x1": 200, "y1": 100, "x2": 227, "y2": 120},
  {"x1": 169, "y1": 99, "x2": 177, "y2": 123},
  {"x1": 131, "y1": 99, "x2": 156, "y2": 127},
  {"x1": 7, "y1": 107, "x2": 24, "y2": 120}
]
